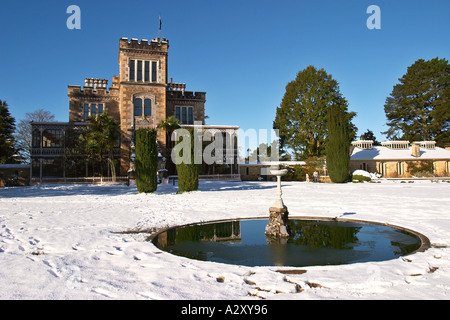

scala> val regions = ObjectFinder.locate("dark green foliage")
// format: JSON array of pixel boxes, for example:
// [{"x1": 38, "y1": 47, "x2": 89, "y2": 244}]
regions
[
  {"x1": 383, "y1": 57, "x2": 450, "y2": 147},
  {"x1": 0, "y1": 100, "x2": 20, "y2": 164},
  {"x1": 63, "y1": 122, "x2": 87, "y2": 177},
  {"x1": 359, "y1": 129, "x2": 380, "y2": 145},
  {"x1": 82, "y1": 113, "x2": 120, "y2": 180},
  {"x1": 326, "y1": 101, "x2": 351, "y2": 183},
  {"x1": 287, "y1": 220, "x2": 359, "y2": 249},
  {"x1": 406, "y1": 160, "x2": 434, "y2": 177},
  {"x1": 273, "y1": 65, "x2": 357, "y2": 160},
  {"x1": 157, "y1": 116, "x2": 181, "y2": 175},
  {"x1": 175, "y1": 129, "x2": 199, "y2": 192},
  {"x1": 135, "y1": 128, "x2": 158, "y2": 193},
  {"x1": 352, "y1": 175, "x2": 371, "y2": 183},
  {"x1": 281, "y1": 164, "x2": 305, "y2": 181}
]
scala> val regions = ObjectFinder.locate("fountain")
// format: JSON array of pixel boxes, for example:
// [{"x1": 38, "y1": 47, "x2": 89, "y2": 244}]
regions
[
  {"x1": 265, "y1": 168, "x2": 290, "y2": 239},
  {"x1": 147, "y1": 166, "x2": 430, "y2": 268}
]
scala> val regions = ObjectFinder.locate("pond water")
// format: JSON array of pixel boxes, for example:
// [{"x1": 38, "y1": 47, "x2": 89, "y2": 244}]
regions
[{"x1": 151, "y1": 219, "x2": 425, "y2": 267}]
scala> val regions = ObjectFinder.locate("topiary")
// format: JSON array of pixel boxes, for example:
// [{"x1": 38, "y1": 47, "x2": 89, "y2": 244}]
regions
[{"x1": 135, "y1": 128, "x2": 158, "y2": 193}]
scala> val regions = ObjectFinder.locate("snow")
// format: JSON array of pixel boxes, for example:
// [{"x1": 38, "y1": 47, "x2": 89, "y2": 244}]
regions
[
  {"x1": 352, "y1": 170, "x2": 372, "y2": 178},
  {"x1": 1, "y1": 180, "x2": 450, "y2": 300},
  {"x1": 351, "y1": 145, "x2": 450, "y2": 160}
]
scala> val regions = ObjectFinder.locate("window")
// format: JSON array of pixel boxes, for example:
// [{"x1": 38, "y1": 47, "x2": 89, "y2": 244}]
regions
[
  {"x1": 188, "y1": 108, "x2": 193, "y2": 125},
  {"x1": 42, "y1": 129, "x2": 63, "y2": 148},
  {"x1": 144, "y1": 99, "x2": 151, "y2": 116},
  {"x1": 397, "y1": 162, "x2": 404, "y2": 176},
  {"x1": 152, "y1": 61, "x2": 157, "y2": 82},
  {"x1": 134, "y1": 98, "x2": 142, "y2": 116},
  {"x1": 91, "y1": 104, "x2": 96, "y2": 117},
  {"x1": 84, "y1": 103, "x2": 104, "y2": 120},
  {"x1": 133, "y1": 97, "x2": 153, "y2": 117},
  {"x1": 175, "y1": 106, "x2": 194, "y2": 124},
  {"x1": 144, "y1": 61, "x2": 150, "y2": 82},
  {"x1": 137, "y1": 60, "x2": 142, "y2": 81},
  {"x1": 129, "y1": 60, "x2": 135, "y2": 81},
  {"x1": 129, "y1": 59, "x2": 158, "y2": 82},
  {"x1": 182, "y1": 107, "x2": 187, "y2": 124},
  {"x1": 84, "y1": 104, "x2": 89, "y2": 120}
]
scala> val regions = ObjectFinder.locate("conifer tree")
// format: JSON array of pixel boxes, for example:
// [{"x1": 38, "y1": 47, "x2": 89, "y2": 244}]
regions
[
  {"x1": 135, "y1": 128, "x2": 158, "y2": 193},
  {"x1": 273, "y1": 66, "x2": 356, "y2": 160},
  {"x1": 384, "y1": 57, "x2": 450, "y2": 147},
  {"x1": 0, "y1": 100, "x2": 19, "y2": 164},
  {"x1": 175, "y1": 128, "x2": 199, "y2": 192},
  {"x1": 326, "y1": 100, "x2": 351, "y2": 183}
]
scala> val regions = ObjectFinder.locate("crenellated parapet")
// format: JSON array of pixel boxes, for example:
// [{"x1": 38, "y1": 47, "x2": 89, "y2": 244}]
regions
[
  {"x1": 167, "y1": 82, "x2": 186, "y2": 92},
  {"x1": 119, "y1": 37, "x2": 169, "y2": 54},
  {"x1": 68, "y1": 78, "x2": 119, "y2": 98},
  {"x1": 167, "y1": 90, "x2": 206, "y2": 101}
]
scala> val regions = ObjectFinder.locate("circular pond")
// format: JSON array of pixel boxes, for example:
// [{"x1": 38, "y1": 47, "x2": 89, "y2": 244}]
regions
[{"x1": 150, "y1": 218, "x2": 429, "y2": 267}]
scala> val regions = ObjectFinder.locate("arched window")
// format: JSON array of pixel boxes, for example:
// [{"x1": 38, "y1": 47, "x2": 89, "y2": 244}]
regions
[
  {"x1": 144, "y1": 99, "x2": 151, "y2": 116},
  {"x1": 134, "y1": 98, "x2": 142, "y2": 116}
]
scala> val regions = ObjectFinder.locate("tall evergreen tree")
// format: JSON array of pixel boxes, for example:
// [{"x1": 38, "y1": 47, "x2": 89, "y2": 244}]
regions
[
  {"x1": 360, "y1": 129, "x2": 380, "y2": 145},
  {"x1": 273, "y1": 66, "x2": 356, "y2": 160},
  {"x1": 135, "y1": 128, "x2": 158, "y2": 193},
  {"x1": 326, "y1": 100, "x2": 351, "y2": 183},
  {"x1": 0, "y1": 100, "x2": 20, "y2": 163},
  {"x1": 383, "y1": 57, "x2": 450, "y2": 146},
  {"x1": 174, "y1": 128, "x2": 199, "y2": 192}
]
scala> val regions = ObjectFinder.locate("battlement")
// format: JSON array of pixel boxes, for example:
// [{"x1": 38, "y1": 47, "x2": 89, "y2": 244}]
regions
[
  {"x1": 119, "y1": 37, "x2": 169, "y2": 52},
  {"x1": 167, "y1": 90, "x2": 206, "y2": 101},
  {"x1": 167, "y1": 82, "x2": 186, "y2": 93},
  {"x1": 68, "y1": 78, "x2": 119, "y2": 97},
  {"x1": 84, "y1": 78, "x2": 108, "y2": 89}
]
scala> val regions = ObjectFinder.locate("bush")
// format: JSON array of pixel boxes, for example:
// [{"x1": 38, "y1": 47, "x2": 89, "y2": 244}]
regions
[
  {"x1": 175, "y1": 129, "x2": 199, "y2": 192},
  {"x1": 352, "y1": 174, "x2": 371, "y2": 183},
  {"x1": 135, "y1": 128, "x2": 158, "y2": 193},
  {"x1": 281, "y1": 164, "x2": 305, "y2": 181},
  {"x1": 407, "y1": 160, "x2": 434, "y2": 177}
]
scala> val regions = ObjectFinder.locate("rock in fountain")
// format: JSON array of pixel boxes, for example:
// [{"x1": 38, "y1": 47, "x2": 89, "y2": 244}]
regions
[{"x1": 265, "y1": 168, "x2": 290, "y2": 239}]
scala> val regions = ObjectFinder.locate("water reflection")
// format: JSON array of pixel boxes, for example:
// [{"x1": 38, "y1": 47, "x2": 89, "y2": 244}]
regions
[{"x1": 151, "y1": 219, "x2": 422, "y2": 267}]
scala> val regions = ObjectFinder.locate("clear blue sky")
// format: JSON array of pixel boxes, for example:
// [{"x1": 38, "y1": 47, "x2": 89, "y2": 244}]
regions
[{"x1": 1, "y1": 0, "x2": 449, "y2": 144}]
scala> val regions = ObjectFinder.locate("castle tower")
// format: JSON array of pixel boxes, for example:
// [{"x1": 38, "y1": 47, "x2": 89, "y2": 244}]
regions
[{"x1": 118, "y1": 37, "x2": 169, "y2": 174}]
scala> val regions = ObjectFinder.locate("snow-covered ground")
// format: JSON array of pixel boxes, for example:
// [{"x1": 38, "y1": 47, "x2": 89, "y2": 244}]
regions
[{"x1": 1, "y1": 179, "x2": 449, "y2": 300}]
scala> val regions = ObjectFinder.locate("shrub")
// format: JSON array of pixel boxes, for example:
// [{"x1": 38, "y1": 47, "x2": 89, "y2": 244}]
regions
[
  {"x1": 135, "y1": 128, "x2": 158, "y2": 193},
  {"x1": 352, "y1": 174, "x2": 371, "y2": 183},
  {"x1": 406, "y1": 160, "x2": 434, "y2": 177},
  {"x1": 281, "y1": 164, "x2": 305, "y2": 181},
  {"x1": 175, "y1": 128, "x2": 199, "y2": 192}
]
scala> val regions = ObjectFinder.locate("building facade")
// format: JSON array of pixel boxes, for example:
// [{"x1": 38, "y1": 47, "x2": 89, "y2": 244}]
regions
[
  {"x1": 31, "y1": 37, "x2": 238, "y2": 181},
  {"x1": 350, "y1": 140, "x2": 450, "y2": 178}
]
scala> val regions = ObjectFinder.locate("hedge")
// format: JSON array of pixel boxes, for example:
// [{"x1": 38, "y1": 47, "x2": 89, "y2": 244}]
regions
[
  {"x1": 135, "y1": 128, "x2": 158, "y2": 193},
  {"x1": 175, "y1": 128, "x2": 199, "y2": 192}
]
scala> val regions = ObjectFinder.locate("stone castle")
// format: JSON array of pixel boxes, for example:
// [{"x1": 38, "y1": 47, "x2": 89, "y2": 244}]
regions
[{"x1": 31, "y1": 37, "x2": 239, "y2": 181}]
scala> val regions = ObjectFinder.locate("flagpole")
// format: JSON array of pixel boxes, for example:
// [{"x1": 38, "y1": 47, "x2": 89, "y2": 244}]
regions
[{"x1": 158, "y1": 14, "x2": 162, "y2": 41}]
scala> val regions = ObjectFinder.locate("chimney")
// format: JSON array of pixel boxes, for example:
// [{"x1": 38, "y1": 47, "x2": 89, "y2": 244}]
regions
[{"x1": 411, "y1": 142, "x2": 420, "y2": 157}]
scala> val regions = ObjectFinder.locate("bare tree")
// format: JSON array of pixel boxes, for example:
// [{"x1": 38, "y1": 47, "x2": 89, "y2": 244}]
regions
[{"x1": 15, "y1": 109, "x2": 55, "y2": 162}]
